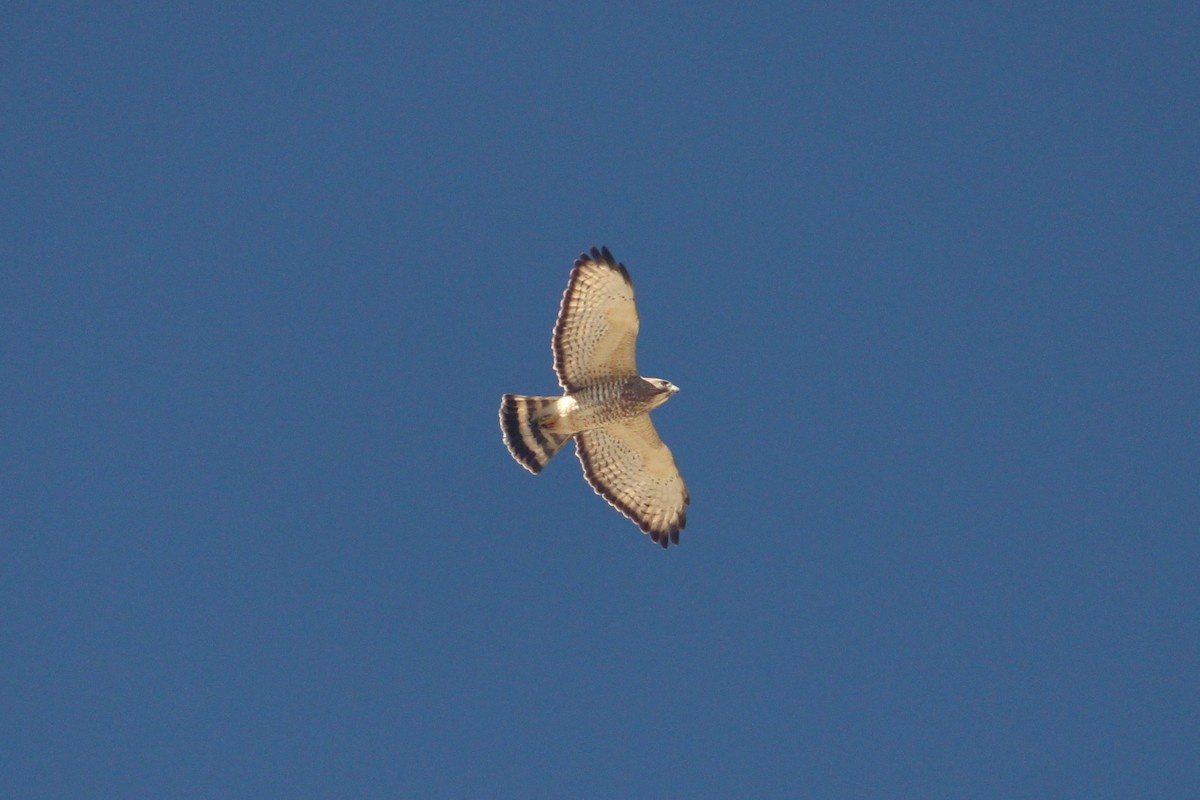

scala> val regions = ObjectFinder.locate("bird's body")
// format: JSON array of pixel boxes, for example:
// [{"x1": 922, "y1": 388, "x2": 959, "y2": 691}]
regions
[
  {"x1": 547, "y1": 376, "x2": 674, "y2": 434},
  {"x1": 499, "y1": 247, "x2": 689, "y2": 548}
]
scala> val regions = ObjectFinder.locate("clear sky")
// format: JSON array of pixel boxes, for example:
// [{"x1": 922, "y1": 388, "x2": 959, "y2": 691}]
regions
[{"x1": 3, "y1": 4, "x2": 1197, "y2": 798}]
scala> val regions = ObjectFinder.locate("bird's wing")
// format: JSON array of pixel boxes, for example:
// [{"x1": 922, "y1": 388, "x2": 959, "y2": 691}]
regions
[
  {"x1": 553, "y1": 246, "x2": 639, "y2": 392},
  {"x1": 575, "y1": 414, "x2": 689, "y2": 547}
]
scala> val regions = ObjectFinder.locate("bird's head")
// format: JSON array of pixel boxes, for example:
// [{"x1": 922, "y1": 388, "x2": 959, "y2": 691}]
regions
[{"x1": 643, "y1": 377, "x2": 679, "y2": 404}]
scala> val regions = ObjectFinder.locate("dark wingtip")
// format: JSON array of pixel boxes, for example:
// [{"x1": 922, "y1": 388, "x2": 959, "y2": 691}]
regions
[
  {"x1": 646, "y1": 525, "x2": 678, "y2": 549},
  {"x1": 578, "y1": 246, "x2": 616, "y2": 264},
  {"x1": 576, "y1": 246, "x2": 629, "y2": 283}
]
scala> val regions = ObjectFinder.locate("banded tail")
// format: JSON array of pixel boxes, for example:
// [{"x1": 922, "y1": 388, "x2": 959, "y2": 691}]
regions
[{"x1": 500, "y1": 394, "x2": 571, "y2": 473}]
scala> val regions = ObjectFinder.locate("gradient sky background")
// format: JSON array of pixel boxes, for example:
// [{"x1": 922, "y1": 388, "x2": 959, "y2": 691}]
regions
[{"x1": 3, "y1": 4, "x2": 1198, "y2": 798}]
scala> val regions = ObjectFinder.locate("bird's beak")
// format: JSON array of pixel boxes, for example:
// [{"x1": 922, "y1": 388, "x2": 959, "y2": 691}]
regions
[{"x1": 669, "y1": 383, "x2": 680, "y2": 394}]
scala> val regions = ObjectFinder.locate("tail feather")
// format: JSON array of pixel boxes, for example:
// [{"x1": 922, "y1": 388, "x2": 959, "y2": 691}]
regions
[{"x1": 500, "y1": 394, "x2": 570, "y2": 473}]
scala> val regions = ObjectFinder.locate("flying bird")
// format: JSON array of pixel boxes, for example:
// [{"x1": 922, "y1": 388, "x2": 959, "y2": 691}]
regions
[{"x1": 500, "y1": 246, "x2": 689, "y2": 548}]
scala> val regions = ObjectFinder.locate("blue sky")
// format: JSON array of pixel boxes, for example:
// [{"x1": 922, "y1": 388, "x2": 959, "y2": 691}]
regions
[{"x1": 3, "y1": 4, "x2": 1198, "y2": 798}]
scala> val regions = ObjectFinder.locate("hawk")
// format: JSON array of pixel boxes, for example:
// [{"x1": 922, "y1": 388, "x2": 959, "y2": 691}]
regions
[{"x1": 500, "y1": 246, "x2": 689, "y2": 548}]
